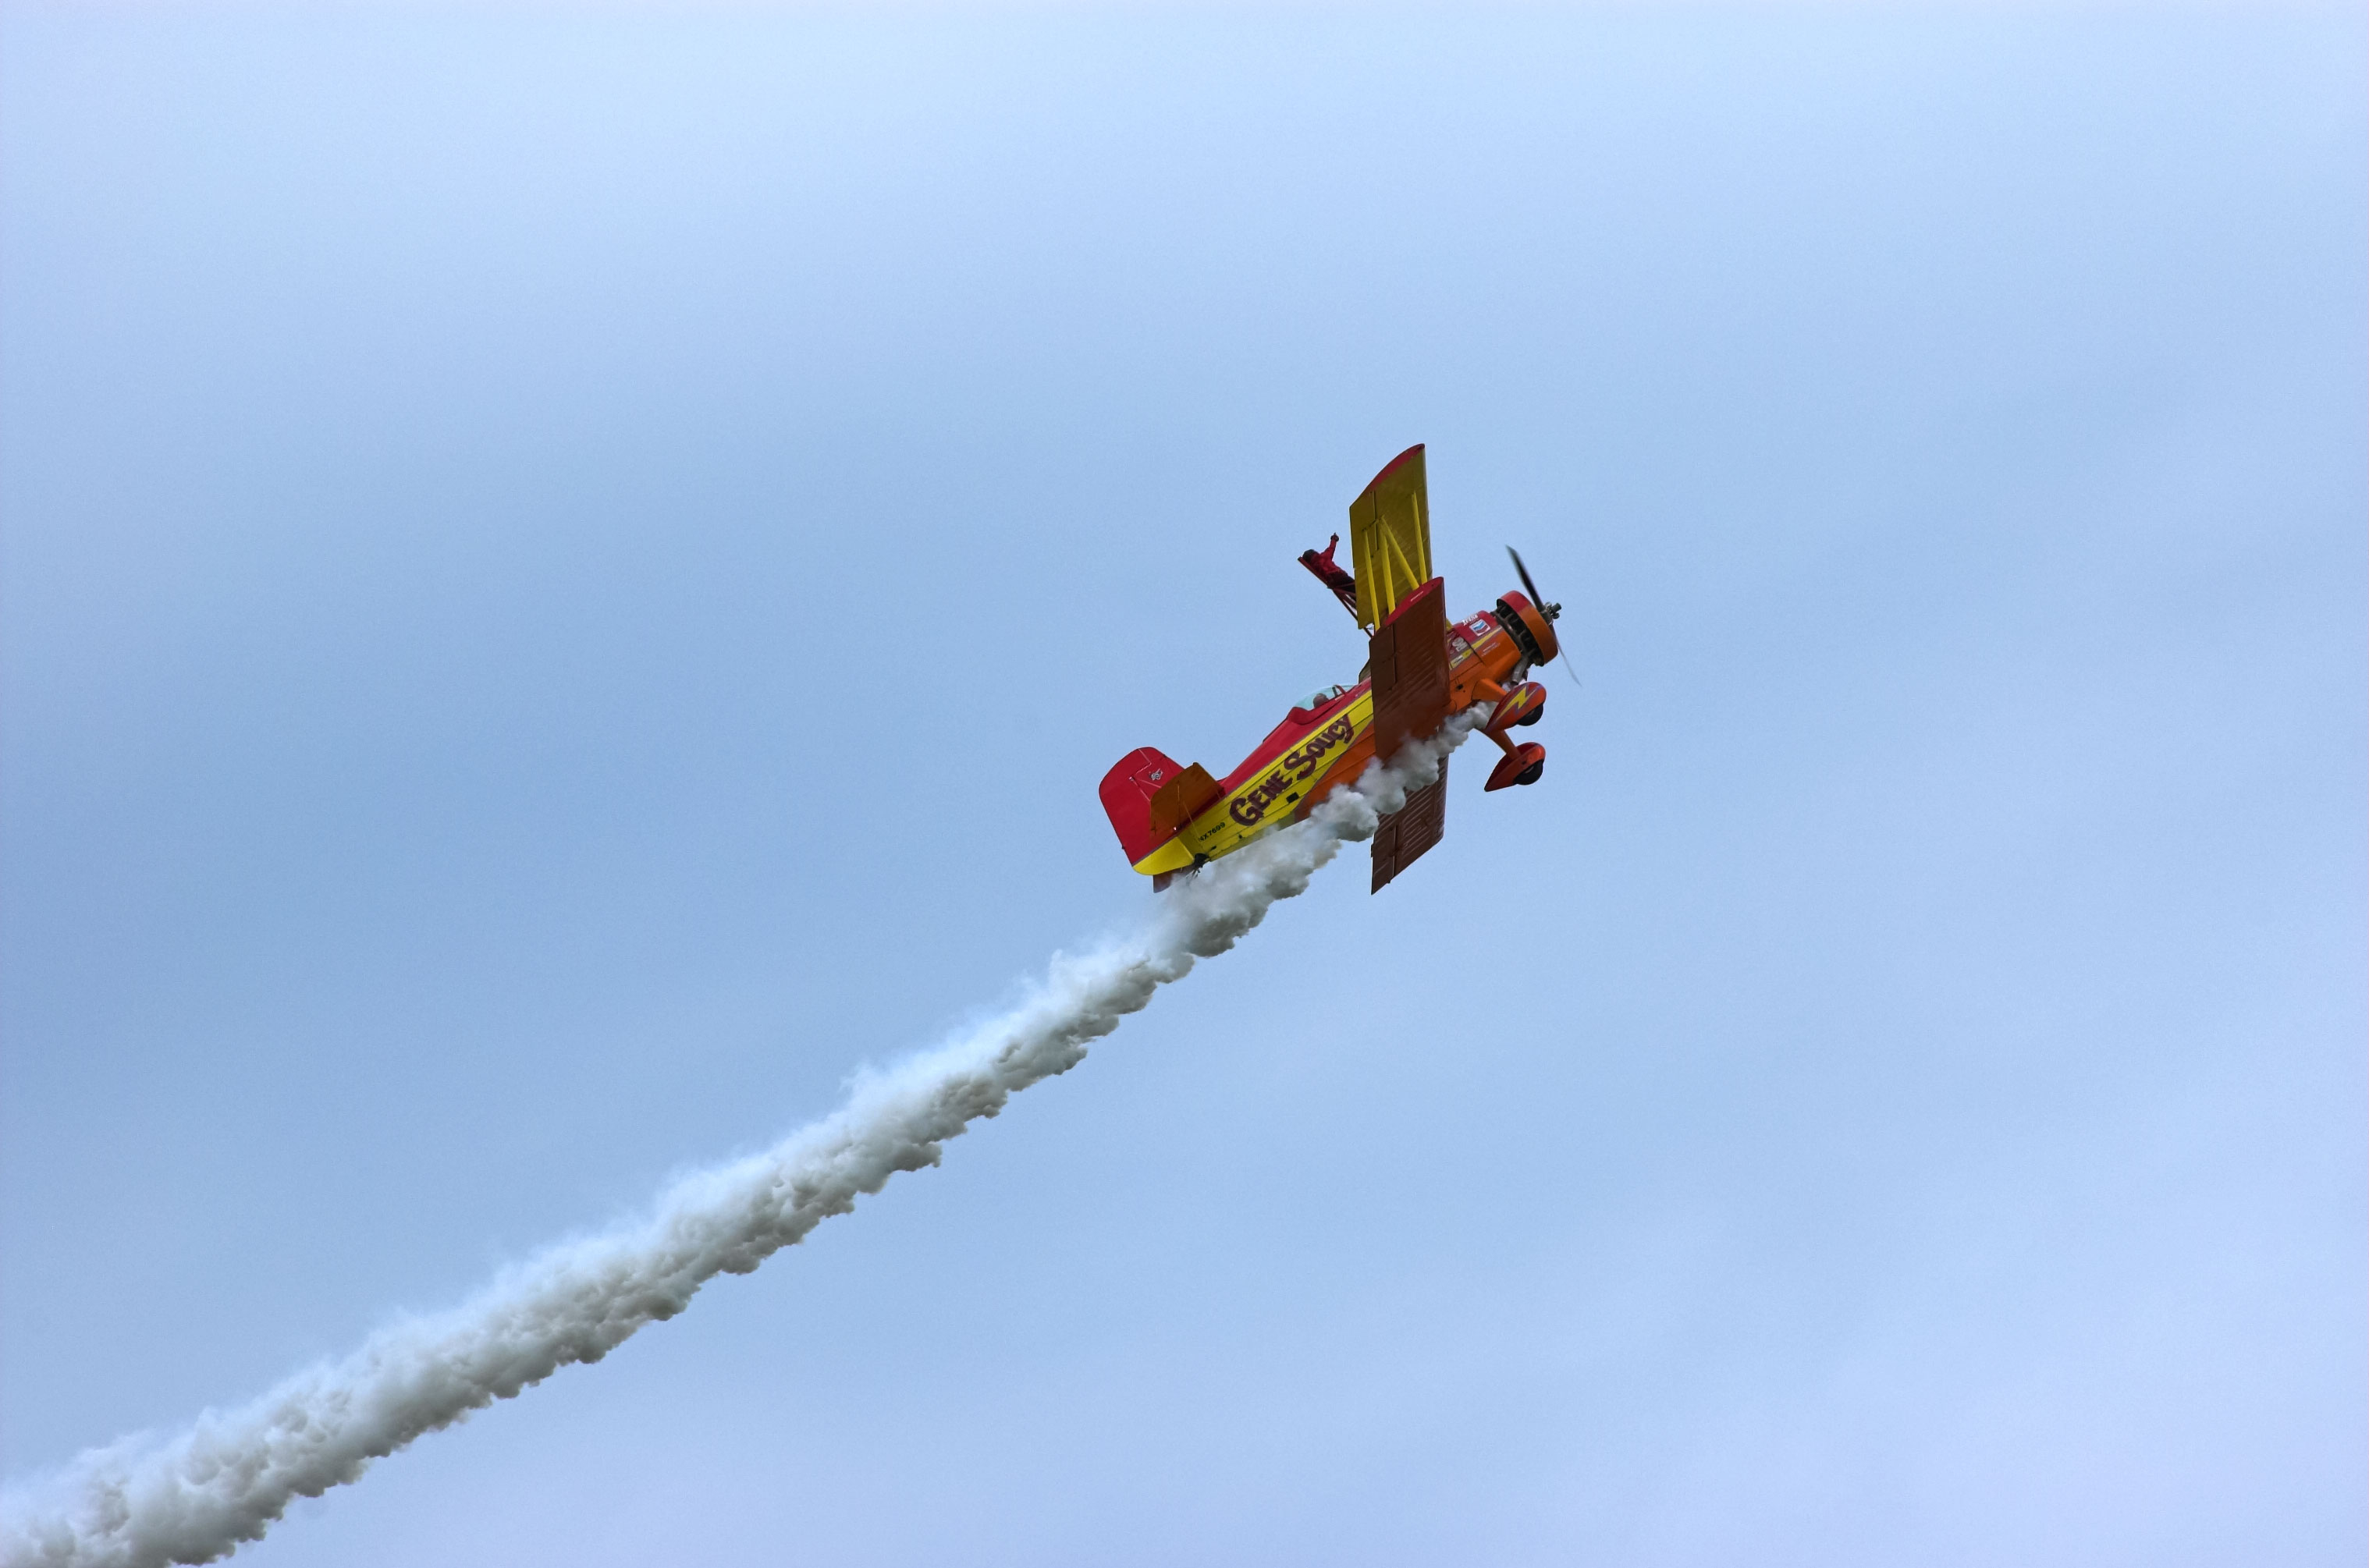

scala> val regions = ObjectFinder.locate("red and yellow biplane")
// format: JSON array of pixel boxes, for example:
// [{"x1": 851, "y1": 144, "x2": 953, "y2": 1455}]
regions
[{"x1": 1099, "y1": 444, "x2": 1566, "y2": 893}]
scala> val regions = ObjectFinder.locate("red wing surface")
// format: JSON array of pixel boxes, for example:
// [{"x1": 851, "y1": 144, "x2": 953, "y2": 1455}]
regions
[
  {"x1": 1370, "y1": 758, "x2": 1447, "y2": 892},
  {"x1": 1366, "y1": 576, "x2": 1452, "y2": 892},
  {"x1": 1368, "y1": 577, "x2": 1450, "y2": 764}
]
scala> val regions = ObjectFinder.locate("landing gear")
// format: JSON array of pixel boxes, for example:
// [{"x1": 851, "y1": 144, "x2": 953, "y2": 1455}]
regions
[
  {"x1": 1484, "y1": 741, "x2": 1547, "y2": 793},
  {"x1": 1480, "y1": 687, "x2": 1549, "y2": 793},
  {"x1": 1483, "y1": 680, "x2": 1548, "y2": 737}
]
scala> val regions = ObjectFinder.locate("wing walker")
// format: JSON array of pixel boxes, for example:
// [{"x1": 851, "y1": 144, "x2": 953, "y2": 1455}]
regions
[{"x1": 1098, "y1": 444, "x2": 1568, "y2": 893}]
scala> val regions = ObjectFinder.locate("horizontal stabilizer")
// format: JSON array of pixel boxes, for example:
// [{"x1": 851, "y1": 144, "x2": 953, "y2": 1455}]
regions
[{"x1": 1149, "y1": 763, "x2": 1223, "y2": 833}]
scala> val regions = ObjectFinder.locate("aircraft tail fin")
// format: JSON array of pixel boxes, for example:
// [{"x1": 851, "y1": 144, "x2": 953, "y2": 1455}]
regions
[{"x1": 1099, "y1": 748, "x2": 1216, "y2": 873}]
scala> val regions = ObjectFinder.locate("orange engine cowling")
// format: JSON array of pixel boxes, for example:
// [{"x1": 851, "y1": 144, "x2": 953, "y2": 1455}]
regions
[{"x1": 1493, "y1": 591, "x2": 1560, "y2": 667}]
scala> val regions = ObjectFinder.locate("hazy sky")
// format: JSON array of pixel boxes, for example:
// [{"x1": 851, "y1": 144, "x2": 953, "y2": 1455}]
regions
[{"x1": 2, "y1": 5, "x2": 2362, "y2": 1565}]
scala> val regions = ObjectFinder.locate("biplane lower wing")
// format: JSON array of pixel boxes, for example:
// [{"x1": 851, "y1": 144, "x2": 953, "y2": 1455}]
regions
[
  {"x1": 1366, "y1": 576, "x2": 1452, "y2": 892},
  {"x1": 1371, "y1": 760, "x2": 1447, "y2": 892}
]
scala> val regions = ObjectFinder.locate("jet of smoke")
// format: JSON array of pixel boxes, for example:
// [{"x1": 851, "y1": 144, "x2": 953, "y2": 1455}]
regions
[{"x1": 1, "y1": 719, "x2": 1474, "y2": 1568}]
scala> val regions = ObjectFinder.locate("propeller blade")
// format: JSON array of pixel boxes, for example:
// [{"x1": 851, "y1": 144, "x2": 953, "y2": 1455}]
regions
[
  {"x1": 1506, "y1": 544, "x2": 1581, "y2": 689},
  {"x1": 1507, "y1": 545, "x2": 1543, "y2": 608}
]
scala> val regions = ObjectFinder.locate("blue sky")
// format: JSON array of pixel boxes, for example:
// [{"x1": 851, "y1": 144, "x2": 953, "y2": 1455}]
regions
[{"x1": 2, "y1": 6, "x2": 2363, "y2": 1564}]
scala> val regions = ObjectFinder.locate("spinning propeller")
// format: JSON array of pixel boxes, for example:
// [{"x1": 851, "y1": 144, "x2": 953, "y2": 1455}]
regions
[{"x1": 1506, "y1": 545, "x2": 1580, "y2": 688}]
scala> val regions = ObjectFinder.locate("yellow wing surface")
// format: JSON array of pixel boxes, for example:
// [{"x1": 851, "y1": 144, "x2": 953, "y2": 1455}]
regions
[{"x1": 1349, "y1": 444, "x2": 1433, "y2": 631}]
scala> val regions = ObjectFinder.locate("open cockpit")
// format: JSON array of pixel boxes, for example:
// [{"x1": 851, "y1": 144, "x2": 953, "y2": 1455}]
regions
[{"x1": 1290, "y1": 683, "x2": 1351, "y2": 717}]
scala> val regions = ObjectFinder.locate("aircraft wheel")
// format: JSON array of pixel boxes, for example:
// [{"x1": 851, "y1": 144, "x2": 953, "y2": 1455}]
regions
[
  {"x1": 1514, "y1": 708, "x2": 1542, "y2": 727},
  {"x1": 1515, "y1": 758, "x2": 1544, "y2": 786}
]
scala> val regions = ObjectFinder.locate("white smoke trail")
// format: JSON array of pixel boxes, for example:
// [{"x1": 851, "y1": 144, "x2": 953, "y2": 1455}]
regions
[{"x1": 1, "y1": 719, "x2": 1475, "y2": 1568}]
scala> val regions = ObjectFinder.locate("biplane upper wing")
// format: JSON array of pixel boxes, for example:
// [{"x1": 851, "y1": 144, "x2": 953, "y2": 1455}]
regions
[
  {"x1": 1366, "y1": 576, "x2": 1452, "y2": 892},
  {"x1": 1348, "y1": 444, "x2": 1433, "y2": 632}
]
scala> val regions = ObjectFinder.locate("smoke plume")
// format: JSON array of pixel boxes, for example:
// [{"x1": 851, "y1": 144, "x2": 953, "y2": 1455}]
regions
[{"x1": 1, "y1": 721, "x2": 1472, "y2": 1568}]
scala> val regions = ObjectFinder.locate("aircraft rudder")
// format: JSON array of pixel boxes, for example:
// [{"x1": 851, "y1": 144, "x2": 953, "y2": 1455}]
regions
[{"x1": 1099, "y1": 747, "x2": 1192, "y2": 871}]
